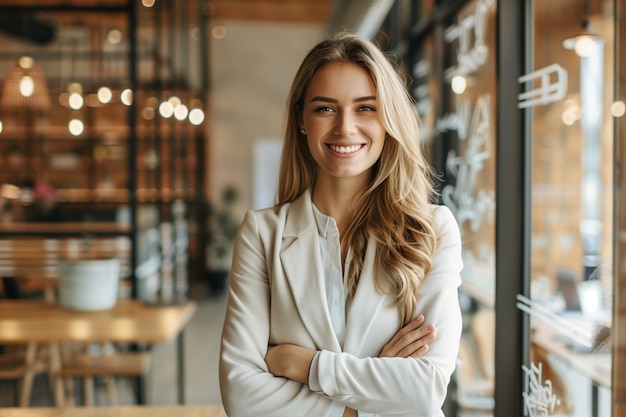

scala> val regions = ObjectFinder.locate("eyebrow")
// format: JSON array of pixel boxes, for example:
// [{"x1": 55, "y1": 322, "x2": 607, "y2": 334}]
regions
[{"x1": 309, "y1": 95, "x2": 377, "y2": 103}]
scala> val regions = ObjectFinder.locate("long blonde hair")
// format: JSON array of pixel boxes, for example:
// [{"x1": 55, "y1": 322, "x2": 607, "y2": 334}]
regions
[{"x1": 277, "y1": 33, "x2": 437, "y2": 325}]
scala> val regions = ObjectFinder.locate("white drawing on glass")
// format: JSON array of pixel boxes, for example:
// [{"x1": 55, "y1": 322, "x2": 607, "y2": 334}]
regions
[
  {"x1": 518, "y1": 64, "x2": 568, "y2": 108},
  {"x1": 522, "y1": 362, "x2": 561, "y2": 417},
  {"x1": 436, "y1": 99, "x2": 471, "y2": 140},
  {"x1": 412, "y1": 60, "x2": 435, "y2": 142},
  {"x1": 441, "y1": 94, "x2": 495, "y2": 231},
  {"x1": 443, "y1": 0, "x2": 495, "y2": 81}
]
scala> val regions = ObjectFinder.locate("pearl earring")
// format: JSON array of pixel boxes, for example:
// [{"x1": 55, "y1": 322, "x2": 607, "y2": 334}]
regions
[{"x1": 300, "y1": 129, "x2": 306, "y2": 135}]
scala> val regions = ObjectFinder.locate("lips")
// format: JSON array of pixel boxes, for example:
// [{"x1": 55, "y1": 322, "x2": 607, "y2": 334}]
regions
[{"x1": 328, "y1": 144, "x2": 364, "y2": 154}]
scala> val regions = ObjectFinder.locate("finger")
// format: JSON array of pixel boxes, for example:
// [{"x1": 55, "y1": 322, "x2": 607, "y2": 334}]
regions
[
  {"x1": 409, "y1": 342, "x2": 430, "y2": 358},
  {"x1": 381, "y1": 324, "x2": 436, "y2": 357},
  {"x1": 397, "y1": 330, "x2": 437, "y2": 357},
  {"x1": 387, "y1": 315, "x2": 426, "y2": 346},
  {"x1": 394, "y1": 323, "x2": 435, "y2": 352}
]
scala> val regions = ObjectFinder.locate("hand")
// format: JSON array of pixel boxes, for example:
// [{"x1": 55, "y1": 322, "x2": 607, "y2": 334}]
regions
[
  {"x1": 265, "y1": 344, "x2": 316, "y2": 384},
  {"x1": 379, "y1": 315, "x2": 436, "y2": 358}
]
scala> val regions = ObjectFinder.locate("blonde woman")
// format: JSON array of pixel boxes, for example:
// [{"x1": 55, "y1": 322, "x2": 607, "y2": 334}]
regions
[{"x1": 219, "y1": 32, "x2": 463, "y2": 417}]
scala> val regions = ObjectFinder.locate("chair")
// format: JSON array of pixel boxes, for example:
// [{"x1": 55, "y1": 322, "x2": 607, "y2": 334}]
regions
[
  {"x1": 1, "y1": 270, "x2": 54, "y2": 407},
  {"x1": 55, "y1": 342, "x2": 152, "y2": 406},
  {"x1": 0, "y1": 353, "x2": 28, "y2": 406},
  {"x1": 0, "y1": 344, "x2": 50, "y2": 406}
]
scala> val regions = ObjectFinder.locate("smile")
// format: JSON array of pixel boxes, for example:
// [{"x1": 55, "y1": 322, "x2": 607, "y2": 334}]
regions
[{"x1": 328, "y1": 144, "x2": 364, "y2": 154}]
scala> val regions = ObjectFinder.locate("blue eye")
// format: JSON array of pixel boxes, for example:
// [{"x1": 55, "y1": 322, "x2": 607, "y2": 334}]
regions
[{"x1": 358, "y1": 105, "x2": 376, "y2": 112}]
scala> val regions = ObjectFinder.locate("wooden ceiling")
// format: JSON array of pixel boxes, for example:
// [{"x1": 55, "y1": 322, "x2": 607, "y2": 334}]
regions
[
  {"x1": 208, "y1": 0, "x2": 333, "y2": 24},
  {"x1": 0, "y1": 0, "x2": 334, "y2": 25}
]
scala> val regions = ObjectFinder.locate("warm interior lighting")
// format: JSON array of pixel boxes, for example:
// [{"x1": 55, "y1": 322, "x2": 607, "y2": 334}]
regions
[
  {"x1": 451, "y1": 75, "x2": 467, "y2": 95},
  {"x1": 562, "y1": 0, "x2": 603, "y2": 58},
  {"x1": 98, "y1": 86, "x2": 113, "y2": 104},
  {"x1": 212, "y1": 25, "x2": 227, "y2": 39},
  {"x1": 18, "y1": 56, "x2": 34, "y2": 69},
  {"x1": 189, "y1": 108, "x2": 204, "y2": 125},
  {"x1": 168, "y1": 96, "x2": 181, "y2": 107},
  {"x1": 107, "y1": 29, "x2": 122, "y2": 45},
  {"x1": 174, "y1": 104, "x2": 189, "y2": 121},
  {"x1": 0, "y1": 120, "x2": 2, "y2": 134},
  {"x1": 191, "y1": 27, "x2": 201, "y2": 41},
  {"x1": 68, "y1": 82, "x2": 83, "y2": 94},
  {"x1": 1, "y1": 57, "x2": 51, "y2": 112},
  {"x1": 610, "y1": 101, "x2": 625, "y2": 117},
  {"x1": 121, "y1": 89, "x2": 133, "y2": 106},
  {"x1": 68, "y1": 92, "x2": 84, "y2": 110},
  {"x1": 19, "y1": 75, "x2": 35, "y2": 97},
  {"x1": 142, "y1": 107, "x2": 155, "y2": 120},
  {"x1": 142, "y1": 0, "x2": 156, "y2": 7},
  {"x1": 68, "y1": 119, "x2": 84, "y2": 136},
  {"x1": 563, "y1": 31, "x2": 602, "y2": 57},
  {"x1": 159, "y1": 101, "x2": 174, "y2": 118}
]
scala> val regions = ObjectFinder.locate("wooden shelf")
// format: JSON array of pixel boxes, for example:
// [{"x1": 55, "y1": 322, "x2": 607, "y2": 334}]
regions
[{"x1": 0, "y1": 222, "x2": 131, "y2": 236}]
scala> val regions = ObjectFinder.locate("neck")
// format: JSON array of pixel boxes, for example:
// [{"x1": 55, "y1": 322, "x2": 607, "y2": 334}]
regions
[{"x1": 311, "y1": 176, "x2": 368, "y2": 233}]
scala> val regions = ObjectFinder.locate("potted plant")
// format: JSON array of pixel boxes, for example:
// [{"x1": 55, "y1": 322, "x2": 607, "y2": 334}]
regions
[{"x1": 205, "y1": 185, "x2": 240, "y2": 294}]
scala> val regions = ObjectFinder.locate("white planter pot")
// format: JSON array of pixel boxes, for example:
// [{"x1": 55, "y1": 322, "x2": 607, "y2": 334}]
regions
[{"x1": 58, "y1": 258, "x2": 120, "y2": 311}]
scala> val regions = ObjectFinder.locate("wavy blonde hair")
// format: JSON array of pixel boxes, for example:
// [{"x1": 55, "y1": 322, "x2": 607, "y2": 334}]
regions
[{"x1": 277, "y1": 32, "x2": 437, "y2": 325}]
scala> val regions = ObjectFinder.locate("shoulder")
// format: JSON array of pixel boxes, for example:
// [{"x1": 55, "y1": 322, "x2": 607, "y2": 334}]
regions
[
  {"x1": 240, "y1": 204, "x2": 289, "y2": 233},
  {"x1": 429, "y1": 204, "x2": 461, "y2": 247}
]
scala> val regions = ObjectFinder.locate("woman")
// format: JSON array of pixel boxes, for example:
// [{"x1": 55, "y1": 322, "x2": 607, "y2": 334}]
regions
[{"x1": 219, "y1": 32, "x2": 463, "y2": 417}]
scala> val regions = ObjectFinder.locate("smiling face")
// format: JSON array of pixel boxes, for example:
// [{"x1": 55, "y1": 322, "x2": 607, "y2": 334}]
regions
[{"x1": 300, "y1": 62, "x2": 387, "y2": 187}]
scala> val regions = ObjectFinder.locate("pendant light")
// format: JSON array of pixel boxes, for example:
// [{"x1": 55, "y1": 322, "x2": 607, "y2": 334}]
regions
[{"x1": 562, "y1": 0, "x2": 603, "y2": 57}]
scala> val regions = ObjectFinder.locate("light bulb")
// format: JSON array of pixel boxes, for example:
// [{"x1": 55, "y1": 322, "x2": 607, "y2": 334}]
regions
[
  {"x1": 159, "y1": 101, "x2": 174, "y2": 118},
  {"x1": 19, "y1": 76, "x2": 35, "y2": 97},
  {"x1": 451, "y1": 75, "x2": 467, "y2": 95},
  {"x1": 189, "y1": 108, "x2": 204, "y2": 125},
  {"x1": 121, "y1": 89, "x2": 133, "y2": 106},
  {"x1": 611, "y1": 101, "x2": 626, "y2": 118},
  {"x1": 68, "y1": 93, "x2": 84, "y2": 110},
  {"x1": 69, "y1": 119, "x2": 84, "y2": 136},
  {"x1": 98, "y1": 87, "x2": 112, "y2": 104},
  {"x1": 174, "y1": 104, "x2": 189, "y2": 121},
  {"x1": 574, "y1": 35, "x2": 595, "y2": 57}
]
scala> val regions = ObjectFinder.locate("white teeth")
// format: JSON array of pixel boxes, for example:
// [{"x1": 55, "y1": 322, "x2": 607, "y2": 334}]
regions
[{"x1": 329, "y1": 144, "x2": 363, "y2": 154}]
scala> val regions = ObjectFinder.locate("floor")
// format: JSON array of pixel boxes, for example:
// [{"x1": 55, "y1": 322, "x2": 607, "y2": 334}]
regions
[{"x1": 6, "y1": 280, "x2": 228, "y2": 408}]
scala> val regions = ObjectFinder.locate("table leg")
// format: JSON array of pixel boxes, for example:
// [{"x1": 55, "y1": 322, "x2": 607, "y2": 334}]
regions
[{"x1": 177, "y1": 330, "x2": 185, "y2": 404}]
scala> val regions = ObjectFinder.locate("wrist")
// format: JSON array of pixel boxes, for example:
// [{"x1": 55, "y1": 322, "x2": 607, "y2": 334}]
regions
[{"x1": 283, "y1": 344, "x2": 316, "y2": 384}]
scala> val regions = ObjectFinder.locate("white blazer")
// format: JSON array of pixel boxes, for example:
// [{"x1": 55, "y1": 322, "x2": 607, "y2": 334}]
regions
[{"x1": 219, "y1": 189, "x2": 463, "y2": 417}]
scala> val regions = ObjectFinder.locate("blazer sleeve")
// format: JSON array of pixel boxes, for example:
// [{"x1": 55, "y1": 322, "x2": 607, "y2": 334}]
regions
[
  {"x1": 311, "y1": 205, "x2": 463, "y2": 417},
  {"x1": 219, "y1": 209, "x2": 334, "y2": 417}
]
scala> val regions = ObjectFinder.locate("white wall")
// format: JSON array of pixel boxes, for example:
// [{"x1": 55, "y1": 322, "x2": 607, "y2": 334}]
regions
[{"x1": 208, "y1": 22, "x2": 325, "y2": 220}]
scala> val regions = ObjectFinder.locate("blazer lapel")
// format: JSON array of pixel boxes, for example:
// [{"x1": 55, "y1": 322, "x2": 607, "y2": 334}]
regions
[{"x1": 279, "y1": 190, "x2": 342, "y2": 352}]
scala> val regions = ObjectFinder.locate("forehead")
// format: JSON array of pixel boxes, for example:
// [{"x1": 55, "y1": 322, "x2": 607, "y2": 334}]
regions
[{"x1": 305, "y1": 62, "x2": 376, "y2": 97}]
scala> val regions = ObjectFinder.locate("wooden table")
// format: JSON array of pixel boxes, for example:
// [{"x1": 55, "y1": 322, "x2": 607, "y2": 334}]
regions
[
  {"x1": 0, "y1": 299, "x2": 197, "y2": 406},
  {"x1": 0, "y1": 406, "x2": 226, "y2": 417}
]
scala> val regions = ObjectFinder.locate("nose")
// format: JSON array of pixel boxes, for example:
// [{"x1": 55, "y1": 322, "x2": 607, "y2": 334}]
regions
[{"x1": 333, "y1": 111, "x2": 357, "y2": 136}]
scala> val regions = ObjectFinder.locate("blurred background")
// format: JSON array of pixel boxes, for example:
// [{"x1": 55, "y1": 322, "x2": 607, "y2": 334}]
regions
[{"x1": 0, "y1": 1, "x2": 625, "y2": 416}]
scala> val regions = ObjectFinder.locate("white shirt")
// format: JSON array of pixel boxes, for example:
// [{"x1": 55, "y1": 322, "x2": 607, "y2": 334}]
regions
[{"x1": 310, "y1": 203, "x2": 378, "y2": 417}]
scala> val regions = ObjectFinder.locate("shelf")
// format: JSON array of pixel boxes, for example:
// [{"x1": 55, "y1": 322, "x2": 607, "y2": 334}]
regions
[{"x1": 0, "y1": 222, "x2": 131, "y2": 237}]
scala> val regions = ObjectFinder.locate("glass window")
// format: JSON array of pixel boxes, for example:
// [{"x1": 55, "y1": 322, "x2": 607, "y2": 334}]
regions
[{"x1": 520, "y1": 0, "x2": 616, "y2": 415}]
